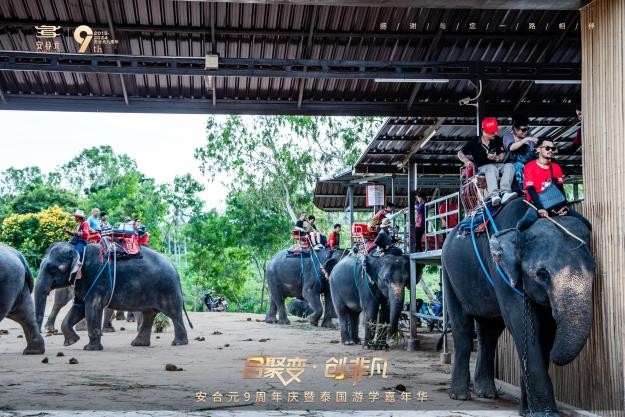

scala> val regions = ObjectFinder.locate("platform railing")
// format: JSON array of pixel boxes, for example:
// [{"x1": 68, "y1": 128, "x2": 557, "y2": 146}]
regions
[{"x1": 422, "y1": 192, "x2": 460, "y2": 252}]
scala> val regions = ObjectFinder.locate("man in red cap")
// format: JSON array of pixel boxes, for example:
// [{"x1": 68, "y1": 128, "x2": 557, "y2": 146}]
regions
[{"x1": 457, "y1": 117, "x2": 516, "y2": 206}]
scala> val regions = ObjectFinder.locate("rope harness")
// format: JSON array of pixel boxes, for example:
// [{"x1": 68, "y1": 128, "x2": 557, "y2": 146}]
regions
[
  {"x1": 71, "y1": 244, "x2": 118, "y2": 308},
  {"x1": 352, "y1": 255, "x2": 380, "y2": 304}
]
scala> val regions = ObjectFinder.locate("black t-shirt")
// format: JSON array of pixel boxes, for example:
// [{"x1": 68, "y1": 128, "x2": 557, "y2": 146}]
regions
[
  {"x1": 295, "y1": 220, "x2": 304, "y2": 228},
  {"x1": 460, "y1": 136, "x2": 505, "y2": 168}
]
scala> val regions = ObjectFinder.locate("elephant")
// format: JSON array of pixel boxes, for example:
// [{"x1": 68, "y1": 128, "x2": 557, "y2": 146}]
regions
[
  {"x1": 44, "y1": 288, "x2": 135, "y2": 333},
  {"x1": 287, "y1": 298, "x2": 314, "y2": 318},
  {"x1": 34, "y1": 242, "x2": 192, "y2": 351},
  {"x1": 0, "y1": 244, "x2": 45, "y2": 354},
  {"x1": 328, "y1": 253, "x2": 419, "y2": 348},
  {"x1": 265, "y1": 248, "x2": 348, "y2": 327},
  {"x1": 441, "y1": 197, "x2": 594, "y2": 416}
]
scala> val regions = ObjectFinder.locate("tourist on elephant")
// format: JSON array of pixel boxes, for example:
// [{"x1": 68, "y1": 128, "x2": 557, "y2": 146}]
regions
[
  {"x1": 457, "y1": 117, "x2": 517, "y2": 207},
  {"x1": 294, "y1": 211, "x2": 309, "y2": 231},
  {"x1": 307, "y1": 215, "x2": 324, "y2": 250},
  {"x1": 63, "y1": 210, "x2": 90, "y2": 255},
  {"x1": 374, "y1": 219, "x2": 402, "y2": 256},
  {"x1": 517, "y1": 138, "x2": 587, "y2": 231},
  {"x1": 99, "y1": 211, "x2": 113, "y2": 235},
  {"x1": 137, "y1": 225, "x2": 150, "y2": 246},
  {"x1": 503, "y1": 114, "x2": 538, "y2": 187},
  {"x1": 327, "y1": 224, "x2": 341, "y2": 250},
  {"x1": 87, "y1": 208, "x2": 101, "y2": 233},
  {"x1": 370, "y1": 202, "x2": 407, "y2": 234}
]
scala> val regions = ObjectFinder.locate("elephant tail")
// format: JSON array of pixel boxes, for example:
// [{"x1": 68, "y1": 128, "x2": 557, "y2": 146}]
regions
[
  {"x1": 183, "y1": 303, "x2": 194, "y2": 329},
  {"x1": 18, "y1": 252, "x2": 34, "y2": 293}
]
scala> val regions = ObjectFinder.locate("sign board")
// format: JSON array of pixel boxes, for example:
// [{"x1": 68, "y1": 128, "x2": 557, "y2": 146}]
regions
[{"x1": 365, "y1": 184, "x2": 385, "y2": 207}]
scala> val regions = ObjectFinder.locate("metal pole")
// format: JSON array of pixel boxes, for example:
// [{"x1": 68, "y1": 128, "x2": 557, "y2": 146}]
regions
[
  {"x1": 440, "y1": 267, "x2": 451, "y2": 364},
  {"x1": 348, "y1": 186, "x2": 354, "y2": 247},
  {"x1": 407, "y1": 159, "x2": 419, "y2": 351},
  {"x1": 408, "y1": 258, "x2": 419, "y2": 351}
]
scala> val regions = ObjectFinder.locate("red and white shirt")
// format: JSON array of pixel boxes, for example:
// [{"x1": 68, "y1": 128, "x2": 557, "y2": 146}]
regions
[{"x1": 523, "y1": 160, "x2": 564, "y2": 200}]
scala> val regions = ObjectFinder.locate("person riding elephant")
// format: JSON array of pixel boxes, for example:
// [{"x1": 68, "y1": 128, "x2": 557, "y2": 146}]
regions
[
  {"x1": 0, "y1": 243, "x2": 45, "y2": 355},
  {"x1": 63, "y1": 209, "x2": 90, "y2": 256},
  {"x1": 34, "y1": 242, "x2": 192, "y2": 350},
  {"x1": 264, "y1": 247, "x2": 348, "y2": 327},
  {"x1": 441, "y1": 197, "x2": 595, "y2": 416},
  {"x1": 328, "y1": 253, "x2": 420, "y2": 348},
  {"x1": 374, "y1": 219, "x2": 402, "y2": 256}
]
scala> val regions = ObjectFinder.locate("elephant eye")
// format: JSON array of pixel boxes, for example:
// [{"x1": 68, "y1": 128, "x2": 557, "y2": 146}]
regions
[{"x1": 536, "y1": 268, "x2": 551, "y2": 284}]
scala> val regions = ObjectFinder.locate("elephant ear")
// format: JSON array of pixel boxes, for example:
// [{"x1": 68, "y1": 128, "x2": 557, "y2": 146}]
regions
[
  {"x1": 323, "y1": 257, "x2": 339, "y2": 276},
  {"x1": 489, "y1": 228, "x2": 522, "y2": 289}
]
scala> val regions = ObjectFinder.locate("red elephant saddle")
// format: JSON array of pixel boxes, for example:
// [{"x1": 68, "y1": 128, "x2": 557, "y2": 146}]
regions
[{"x1": 98, "y1": 231, "x2": 142, "y2": 260}]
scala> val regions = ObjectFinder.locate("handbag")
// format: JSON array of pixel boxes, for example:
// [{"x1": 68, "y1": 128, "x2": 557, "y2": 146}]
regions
[{"x1": 538, "y1": 164, "x2": 567, "y2": 210}]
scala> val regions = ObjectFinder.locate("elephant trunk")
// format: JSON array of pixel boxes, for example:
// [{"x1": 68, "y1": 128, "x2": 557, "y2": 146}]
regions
[
  {"x1": 34, "y1": 274, "x2": 51, "y2": 331},
  {"x1": 549, "y1": 267, "x2": 594, "y2": 366},
  {"x1": 388, "y1": 283, "x2": 405, "y2": 334}
]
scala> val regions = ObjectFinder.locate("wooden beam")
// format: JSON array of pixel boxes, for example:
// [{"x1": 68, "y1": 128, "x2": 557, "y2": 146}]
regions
[{"x1": 104, "y1": 0, "x2": 129, "y2": 106}]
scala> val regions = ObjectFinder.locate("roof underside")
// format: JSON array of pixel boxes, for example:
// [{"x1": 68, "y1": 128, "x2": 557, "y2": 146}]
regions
[{"x1": 0, "y1": 1, "x2": 581, "y2": 116}]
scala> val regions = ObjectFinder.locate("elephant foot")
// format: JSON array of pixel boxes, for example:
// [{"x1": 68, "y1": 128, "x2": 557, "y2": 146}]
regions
[
  {"x1": 343, "y1": 341, "x2": 355, "y2": 346},
  {"x1": 115, "y1": 311, "x2": 125, "y2": 320},
  {"x1": 102, "y1": 326, "x2": 116, "y2": 333},
  {"x1": 264, "y1": 317, "x2": 278, "y2": 324},
  {"x1": 278, "y1": 319, "x2": 291, "y2": 325},
  {"x1": 126, "y1": 313, "x2": 136, "y2": 323},
  {"x1": 521, "y1": 411, "x2": 559, "y2": 417},
  {"x1": 131, "y1": 338, "x2": 151, "y2": 347},
  {"x1": 308, "y1": 318, "x2": 320, "y2": 326},
  {"x1": 75, "y1": 320, "x2": 88, "y2": 332},
  {"x1": 449, "y1": 388, "x2": 471, "y2": 401},
  {"x1": 64, "y1": 333, "x2": 80, "y2": 346},
  {"x1": 23, "y1": 342, "x2": 45, "y2": 355},
  {"x1": 171, "y1": 338, "x2": 188, "y2": 346},
  {"x1": 321, "y1": 320, "x2": 336, "y2": 329},
  {"x1": 353, "y1": 337, "x2": 361, "y2": 345},
  {"x1": 475, "y1": 384, "x2": 498, "y2": 399},
  {"x1": 44, "y1": 324, "x2": 56, "y2": 333},
  {"x1": 84, "y1": 342, "x2": 104, "y2": 351}
]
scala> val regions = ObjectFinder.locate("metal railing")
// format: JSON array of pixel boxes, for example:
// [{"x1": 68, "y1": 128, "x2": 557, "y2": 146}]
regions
[{"x1": 422, "y1": 192, "x2": 460, "y2": 252}]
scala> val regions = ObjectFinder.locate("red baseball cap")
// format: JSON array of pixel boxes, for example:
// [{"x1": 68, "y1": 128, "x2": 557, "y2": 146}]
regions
[{"x1": 481, "y1": 117, "x2": 499, "y2": 135}]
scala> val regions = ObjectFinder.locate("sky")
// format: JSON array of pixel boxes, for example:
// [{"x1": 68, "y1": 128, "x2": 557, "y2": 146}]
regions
[{"x1": 0, "y1": 110, "x2": 229, "y2": 210}]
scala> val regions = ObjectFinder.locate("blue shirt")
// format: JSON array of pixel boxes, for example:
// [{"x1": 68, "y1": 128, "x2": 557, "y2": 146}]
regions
[{"x1": 87, "y1": 215, "x2": 101, "y2": 231}]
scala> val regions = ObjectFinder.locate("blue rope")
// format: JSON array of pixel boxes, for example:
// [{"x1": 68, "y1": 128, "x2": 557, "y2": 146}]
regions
[
  {"x1": 81, "y1": 259, "x2": 111, "y2": 301},
  {"x1": 470, "y1": 208, "x2": 524, "y2": 298},
  {"x1": 353, "y1": 256, "x2": 379, "y2": 304}
]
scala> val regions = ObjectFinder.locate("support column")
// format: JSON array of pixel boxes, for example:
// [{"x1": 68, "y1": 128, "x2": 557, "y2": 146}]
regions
[
  {"x1": 348, "y1": 185, "x2": 354, "y2": 247},
  {"x1": 407, "y1": 159, "x2": 419, "y2": 351}
]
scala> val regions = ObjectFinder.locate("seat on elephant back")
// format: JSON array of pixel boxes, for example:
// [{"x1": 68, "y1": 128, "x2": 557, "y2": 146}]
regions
[
  {"x1": 99, "y1": 230, "x2": 142, "y2": 260},
  {"x1": 456, "y1": 200, "x2": 503, "y2": 236},
  {"x1": 290, "y1": 229, "x2": 311, "y2": 253}
]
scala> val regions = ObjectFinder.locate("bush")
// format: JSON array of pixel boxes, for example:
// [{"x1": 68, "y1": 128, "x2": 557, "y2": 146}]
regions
[{"x1": 153, "y1": 313, "x2": 170, "y2": 333}]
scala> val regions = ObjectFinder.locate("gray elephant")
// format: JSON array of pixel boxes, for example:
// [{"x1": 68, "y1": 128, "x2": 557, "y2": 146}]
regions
[
  {"x1": 0, "y1": 244, "x2": 45, "y2": 354},
  {"x1": 328, "y1": 253, "x2": 418, "y2": 347},
  {"x1": 287, "y1": 298, "x2": 314, "y2": 318},
  {"x1": 45, "y1": 288, "x2": 136, "y2": 333},
  {"x1": 265, "y1": 248, "x2": 347, "y2": 327},
  {"x1": 35, "y1": 242, "x2": 192, "y2": 350},
  {"x1": 442, "y1": 198, "x2": 594, "y2": 416}
]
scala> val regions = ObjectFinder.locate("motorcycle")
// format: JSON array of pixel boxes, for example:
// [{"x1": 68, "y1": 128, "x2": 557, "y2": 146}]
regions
[
  {"x1": 415, "y1": 290, "x2": 448, "y2": 332},
  {"x1": 204, "y1": 292, "x2": 229, "y2": 312}
]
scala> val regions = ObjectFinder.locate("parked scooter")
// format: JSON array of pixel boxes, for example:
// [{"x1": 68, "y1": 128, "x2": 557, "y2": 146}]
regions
[{"x1": 204, "y1": 292, "x2": 229, "y2": 312}]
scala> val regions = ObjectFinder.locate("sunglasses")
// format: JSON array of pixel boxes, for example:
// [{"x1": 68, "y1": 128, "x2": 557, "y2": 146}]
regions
[
  {"x1": 540, "y1": 146, "x2": 557, "y2": 151},
  {"x1": 517, "y1": 126, "x2": 529, "y2": 132}
]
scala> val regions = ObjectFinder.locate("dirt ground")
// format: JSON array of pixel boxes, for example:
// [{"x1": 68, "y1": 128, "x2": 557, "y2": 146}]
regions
[{"x1": 0, "y1": 296, "x2": 521, "y2": 413}]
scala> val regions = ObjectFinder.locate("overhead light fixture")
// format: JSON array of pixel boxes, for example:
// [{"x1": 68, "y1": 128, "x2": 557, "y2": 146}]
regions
[
  {"x1": 534, "y1": 80, "x2": 581, "y2": 85},
  {"x1": 205, "y1": 54, "x2": 219, "y2": 69},
  {"x1": 419, "y1": 129, "x2": 437, "y2": 149},
  {"x1": 374, "y1": 78, "x2": 450, "y2": 83}
]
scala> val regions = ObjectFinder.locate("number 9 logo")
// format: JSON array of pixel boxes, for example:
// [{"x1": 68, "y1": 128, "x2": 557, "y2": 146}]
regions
[{"x1": 73, "y1": 25, "x2": 93, "y2": 53}]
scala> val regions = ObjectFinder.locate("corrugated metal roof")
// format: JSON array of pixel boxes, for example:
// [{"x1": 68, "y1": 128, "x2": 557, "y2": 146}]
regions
[{"x1": 0, "y1": 1, "x2": 581, "y2": 114}]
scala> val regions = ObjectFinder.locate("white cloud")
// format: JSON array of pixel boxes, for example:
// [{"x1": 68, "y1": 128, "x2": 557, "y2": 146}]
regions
[{"x1": 0, "y1": 110, "x2": 228, "y2": 210}]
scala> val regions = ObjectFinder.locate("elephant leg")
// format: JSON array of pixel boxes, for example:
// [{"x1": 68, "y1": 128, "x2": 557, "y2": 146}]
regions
[
  {"x1": 321, "y1": 291, "x2": 336, "y2": 328},
  {"x1": 375, "y1": 304, "x2": 391, "y2": 350},
  {"x1": 264, "y1": 298, "x2": 278, "y2": 324},
  {"x1": 169, "y1": 311, "x2": 189, "y2": 346},
  {"x1": 444, "y1": 273, "x2": 474, "y2": 401},
  {"x1": 474, "y1": 317, "x2": 505, "y2": 399},
  {"x1": 502, "y1": 302, "x2": 558, "y2": 415},
  {"x1": 102, "y1": 308, "x2": 115, "y2": 332},
  {"x1": 45, "y1": 288, "x2": 72, "y2": 332},
  {"x1": 131, "y1": 310, "x2": 156, "y2": 347},
  {"x1": 126, "y1": 311, "x2": 136, "y2": 322},
  {"x1": 303, "y1": 286, "x2": 323, "y2": 326},
  {"x1": 275, "y1": 294, "x2": 290, "y2": 325},
  {"x1": 75, "y1": 318, "x2": 88, "y2": 331},
  {"x1": 348, "y1": 312, "x2": 361, "y2": 345},
  {"x1": 61, "y1": 305, "x2": 85, "y2": 346},
  {"x1": 83, "y1": 304, "x2": 104, "y2": 351},
  {"x1": 115, "y1": 310, "x2": 126, "y2": 320},
  {"x1": 334, "y1": 303, "x2": 352, "y2": 345},
  {"x1": 135, "y1": 312, "x2": 143, "y2": 331},
  {"x1": 363, "y1": 302, "x2": 380, "y2": 348},
  {"x1": 7, "y1": 285, "x2": 45, "y2": 355}
]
